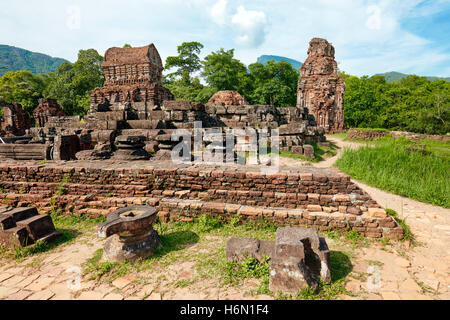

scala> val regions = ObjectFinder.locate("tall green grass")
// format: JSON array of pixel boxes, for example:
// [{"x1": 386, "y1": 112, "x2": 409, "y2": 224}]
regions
[{"x1": 335, "y1": 137, "x2": 450, "y2": 208}]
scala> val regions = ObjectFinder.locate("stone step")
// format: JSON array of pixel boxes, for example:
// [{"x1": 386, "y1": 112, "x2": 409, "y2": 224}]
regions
[
  {"x1": 16, "y1": 214, "x2": 57, "y2": 243},
  {"x1": 0, "y1": 225, "x2": 31, "y2": 247},
  {"x1": 6, "y1": 207, "x2": 39, "y2": 223},
  {"x1": 0, "y1": 215, "x2": 15, "y2": 230}
]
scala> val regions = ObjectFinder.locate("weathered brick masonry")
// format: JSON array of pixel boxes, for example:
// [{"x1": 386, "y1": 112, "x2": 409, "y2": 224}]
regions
[{"x1": 0, "y1": 161, "x2": 403, "y2": 239}]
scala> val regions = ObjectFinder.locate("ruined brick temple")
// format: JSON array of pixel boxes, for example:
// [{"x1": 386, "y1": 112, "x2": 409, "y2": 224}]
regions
[
  {"x1": 0, "y1": 101, "x2": 31, "y2": 137},
  {"x1": 33, "y1": 98, "x2": 66, "y2": 128},
  {"x1": 297, "y1": 38, "x2": 345, "y2": 133},
  {"x1": 89, "y1": 44, "x2": 174, "y2": 115},
  {"x1": 0, "y1": 41, "x2": 403, "y2": 241},
  {"x1": 0, "y1": 43, "x2": 326, "y2": 162}
]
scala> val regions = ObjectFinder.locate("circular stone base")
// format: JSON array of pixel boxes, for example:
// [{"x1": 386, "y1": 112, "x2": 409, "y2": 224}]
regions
[{"x1": 103, "y1": 228, "x2": 162, "y2": 262}]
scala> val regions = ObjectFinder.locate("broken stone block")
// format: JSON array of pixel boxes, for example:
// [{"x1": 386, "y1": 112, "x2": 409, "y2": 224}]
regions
[
  {"x1": 225, "y1": 227, "x2": 331, "y2": 295},
  {"x1": 0, "y1": 206, "x2": 61, "y2": 248},
  {"x1": 291, "y1": 145, "x2": 303, "y2": 155},
  {"x1": 270, "y1": 227, "x2": 331, "y2": 294},
  {"x1": 303, "y1": 144, "x2": 315, "y2": 159}
]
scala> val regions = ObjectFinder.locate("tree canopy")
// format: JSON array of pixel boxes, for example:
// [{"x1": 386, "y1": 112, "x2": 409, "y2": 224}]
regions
[
  {"x1": 44, "y1": 49, "x2": 104, "y2": 115},
  {"x1": 342, "y1": 73, "x2": 449, "y2": 135},
  {"x1": 0, "y1": 70, "x2": 46, "y2": 113},
  {"x1": 165, "y1": 41, "x2": 204, "y2": 80},
  {"x1": 201, "y1": 48, "x2": 247, "y2": 91}
]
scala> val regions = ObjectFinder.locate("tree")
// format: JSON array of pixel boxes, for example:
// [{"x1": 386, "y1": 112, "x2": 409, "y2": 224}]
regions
[
  {"x1": 0, "y1": 70, "x2": 46, "y2": 113},
  {"x1": 123, "y1": 44, "x2": 132, "y2": 48},
  {"x1": 248, "y1": 60, "x2": 298, "y2": 106},
  {"x1": 201, "y1": 48, "x2": 247, "y2": 91},
  {"x1": 44, "y1": 49, "x2": 104, "y2": 115},
  {"x1": 342, "y1": 73, "x2": 450, "y2": 135},
  {"x1": 164, "y1": 70, "x2": 206, "y2": 102},
  {"x1": 165, "y1": 42, "x2": 204, "y2": 80}
]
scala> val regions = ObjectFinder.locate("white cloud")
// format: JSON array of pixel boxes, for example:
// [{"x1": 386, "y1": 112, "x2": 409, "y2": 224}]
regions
[
  {"x1": 210, "y1": 0, "x2": 228, "y2": 26},
  {"x1": 231, "y1": 6, "x2": 267, "y2": 47}
]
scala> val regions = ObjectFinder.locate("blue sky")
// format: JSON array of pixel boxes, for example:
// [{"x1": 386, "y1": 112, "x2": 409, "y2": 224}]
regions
[{"x1": 1, "y1": 0, "x2": 449, "y2": 77}]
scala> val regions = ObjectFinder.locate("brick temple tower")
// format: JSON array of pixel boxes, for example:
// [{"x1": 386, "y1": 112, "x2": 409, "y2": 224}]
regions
[
  {"x1": 89, "y1": 44, "x2": 174, "y2": 116},
  {"x1": 297, "y1": 38, "x2": 345, "y2": 133}
]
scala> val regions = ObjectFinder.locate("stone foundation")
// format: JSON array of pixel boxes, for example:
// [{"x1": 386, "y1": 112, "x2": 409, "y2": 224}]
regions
[{"x1": 0, "y1": 161, "x2": 403, "y2": 240}]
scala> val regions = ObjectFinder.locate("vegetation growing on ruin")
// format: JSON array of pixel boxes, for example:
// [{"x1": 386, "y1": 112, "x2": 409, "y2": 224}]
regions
[{"x1": 335, "y1": 136, "x2": 450, "y2": 208}]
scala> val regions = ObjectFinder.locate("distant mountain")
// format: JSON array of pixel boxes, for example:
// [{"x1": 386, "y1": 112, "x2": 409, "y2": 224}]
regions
[
  {"x1": 375, "y1": 71, "x2": 450, "y2": 83},
  {"x1": 257, "y1": 55, "x2": 303, "y2": 70},
  {"x1": 0, "y1": 45, "x2": 69, "y2": 76}
]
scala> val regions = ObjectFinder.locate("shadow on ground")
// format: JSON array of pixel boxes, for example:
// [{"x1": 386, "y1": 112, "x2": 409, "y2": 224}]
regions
[
  {"x1": 151, "y1": 230, "x2": 200, "y2": 258},
  {"x1": 329, "y1": 251, "x2": 353, "y2": 282}
]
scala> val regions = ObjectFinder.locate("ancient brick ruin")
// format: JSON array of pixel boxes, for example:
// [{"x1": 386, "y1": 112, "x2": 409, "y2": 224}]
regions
[
  {"x1": 0, "y1": 101, "x2": 31, "y2": 137},
  {"x1": 89, "y1": 44, "x2": 174, "y2": 114},
  {"x1": 0, "y1": 41, "x2": 404, "y2": 241},
  {"x1": 297, "y1": 38, "x2": 345, "y2": 133},
  {"x1": 0, "y1": 42, "x2": 326, "y2": 162},
  {"x1": 226, "y1": 227, "x2": 332, "y2": 293},
  {"x1": 0, "y1": 206, "x2": 61, "y2": 248},
  {"x1": 33, "y1": 98, "x2": 66, "y2": 128},
  {"x1": 207, "y1": 90, "x2": 248, "y2": 106},
  {"x1": 0, "y1": 161, "x2": 403, "y2": 240}
]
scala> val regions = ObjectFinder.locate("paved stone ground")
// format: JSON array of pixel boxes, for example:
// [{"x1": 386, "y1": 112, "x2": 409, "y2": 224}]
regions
[
  {"x1": 0, "y1": 135, "x2": 448, "y2": 300},
  {"x1": 0, "y1": 224, "x2": 447, "y2": 300}
]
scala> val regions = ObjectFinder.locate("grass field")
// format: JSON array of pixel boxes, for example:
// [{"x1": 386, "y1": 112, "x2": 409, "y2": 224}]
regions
[{"x1": 335, "y1": 136, "x2": 450, "y2": 208}]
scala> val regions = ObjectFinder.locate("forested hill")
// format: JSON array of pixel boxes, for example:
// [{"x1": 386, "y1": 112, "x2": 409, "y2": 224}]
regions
[
  {"x1": 257, "y1": 55, "x2": 303, "y2": 70},
  {"x1": 375, "y1": 71, "x2": 450, "y2": 83},
  {"x1": 0, "y1": 45, "x2": 69, "y2": 76}
]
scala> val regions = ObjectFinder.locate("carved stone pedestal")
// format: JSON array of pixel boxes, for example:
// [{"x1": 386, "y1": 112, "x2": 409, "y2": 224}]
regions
[{"x1": 98, "y1": 206, "x2": 161, "y2": 262}]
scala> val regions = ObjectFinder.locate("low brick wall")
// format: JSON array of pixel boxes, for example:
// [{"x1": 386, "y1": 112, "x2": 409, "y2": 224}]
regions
[
  {"x1": 348, "y1": 128, "x2": 449, "y2": 142},
  {"x1": 347, "y1": 129, "x2": 388, "y2": 140},
  {"x1": 0, "y1": 160, "x2": 403, "y2": 239}
]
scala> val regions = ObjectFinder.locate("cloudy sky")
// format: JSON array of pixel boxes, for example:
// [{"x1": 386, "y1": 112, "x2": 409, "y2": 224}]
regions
[{"x1": 1, "y1": 0, "x2": 449, "y2": 77}]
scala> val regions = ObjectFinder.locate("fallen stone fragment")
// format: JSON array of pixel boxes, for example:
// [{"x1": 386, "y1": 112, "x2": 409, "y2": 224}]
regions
[
  {"x1": 226, "y1": 227, "x2": 331, "y2": 295},
  {"x1": 0, "y1": 206, "x2": 61, "y2": 248}
]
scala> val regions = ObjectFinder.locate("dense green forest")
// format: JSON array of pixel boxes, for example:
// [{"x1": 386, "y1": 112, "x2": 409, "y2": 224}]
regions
[
  {"x1": 0, "y1": 42, "x2": 448, "y2": 135},
  {"x1": 342, "y1": 73, "x2": 449, "y2": 135}
]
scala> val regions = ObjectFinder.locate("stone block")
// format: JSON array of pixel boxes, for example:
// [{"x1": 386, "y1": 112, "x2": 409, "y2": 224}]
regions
[
  {"x1": 270, "y1": 227, "x2": 331, "y2": 294},
  {"x1": 368, "y1": 207, "x2": 387, "y2": 218}
]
